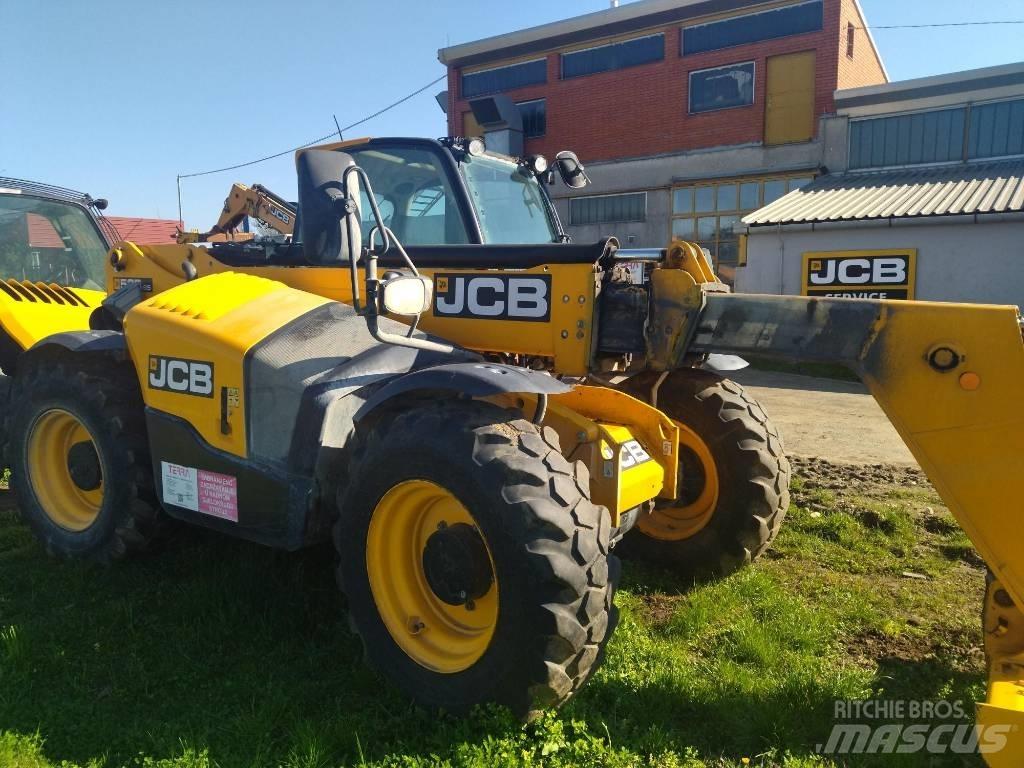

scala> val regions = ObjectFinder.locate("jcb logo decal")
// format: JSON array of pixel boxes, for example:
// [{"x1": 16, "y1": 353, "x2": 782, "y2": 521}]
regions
[
  {"x1": 434, "y1": 274, "x2": 551, "y2": 322},
  {"x1": 619, "y1": 440, "x2": 652, "y2": 470},
  {"x1": 149, "y1": 356, "x2": 214, "y2": 398},
  {"x1": 803, "y1": 250, "x2": 916, "y2": 300},
  {"x1": 267, "y1": 205, "x2": 291, "y2": 225}
]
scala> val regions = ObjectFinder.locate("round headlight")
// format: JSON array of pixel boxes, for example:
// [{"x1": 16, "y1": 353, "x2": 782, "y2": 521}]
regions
[
  {"x1": 528, "y1": 155, "x2": 548, "y2": 175},
  {"x1": 467, "y1": 138, "x2": 486, "y2": 156}
]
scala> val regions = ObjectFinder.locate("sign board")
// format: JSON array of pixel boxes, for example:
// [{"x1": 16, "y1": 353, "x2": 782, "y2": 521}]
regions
[{"x1": 802, "y1": 249, "x2": 916, "y2": 300}]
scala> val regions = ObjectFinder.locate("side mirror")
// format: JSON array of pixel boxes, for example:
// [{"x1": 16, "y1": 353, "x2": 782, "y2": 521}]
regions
[
  {"x1": 380, "y1": 274, "x2": 433, "y2": 316},
  {"x1": 554, "y1": 151, "x2": 591, "y2": 189},
  {"x1": 296, "y1": 149, "x2": 362, "y2": 265}
]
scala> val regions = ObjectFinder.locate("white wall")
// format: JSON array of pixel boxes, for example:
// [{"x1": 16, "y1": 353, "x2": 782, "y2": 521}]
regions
[{"x1": 737, "y1": 218, "x2": 1024, "y2": 307}]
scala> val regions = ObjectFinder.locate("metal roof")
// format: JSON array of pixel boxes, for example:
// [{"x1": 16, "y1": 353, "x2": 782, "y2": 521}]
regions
[{"x1": 743, "y1": 160, "x2": 1024, "y2": 227}]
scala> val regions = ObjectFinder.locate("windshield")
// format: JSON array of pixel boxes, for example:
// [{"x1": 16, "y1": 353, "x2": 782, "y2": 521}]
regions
[
  {"x1": 459, "y1": 154, "x2": 559, "y2": 244},
  {"x1": 0, "y1": 195, "x2": 107, "y2": 289},
  {"x1": 347, "y1": 146, "x2": 471, "y2": 247}
]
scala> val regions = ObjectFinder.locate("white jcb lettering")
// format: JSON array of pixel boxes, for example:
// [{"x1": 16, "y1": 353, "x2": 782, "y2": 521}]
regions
[
  {"x1": 189, "y1": 365, "x2": 213, "y2": 396},
  {"x1": 149, "y1": 357, "x2": 214, "y2": 397},
  {"x1": 508, "y1": 278, "x2": 548, "y2": 318},
  {"x1": 467, "y1": 277, "x2": 505, "y2": 316},
  {"x1": 167, "y1": 360, "x2": 190, "y2": 391},
  {"x1": 435, "y1": 276, "x2": 465, "y2": 314},
  {"x1": 838, "y1": 258, "x2": 872, "y2": 284},
  {"x1": 872, "y1": 257, "x2": 907, "y2": 284}
]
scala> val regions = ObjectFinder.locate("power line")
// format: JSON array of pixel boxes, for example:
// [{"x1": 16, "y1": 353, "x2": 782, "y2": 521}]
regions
[
  {"x1": 860, "y1": 20, "x2": 1024, "y2": 30},
  {"x1": 177, "y1": 74, "x2": 447, "y2": 180}
]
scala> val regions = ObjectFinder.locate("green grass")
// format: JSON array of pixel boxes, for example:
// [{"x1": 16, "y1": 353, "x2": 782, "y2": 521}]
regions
[{"x1": 0, "y1": 472, "x2": 986, "y2": 768}]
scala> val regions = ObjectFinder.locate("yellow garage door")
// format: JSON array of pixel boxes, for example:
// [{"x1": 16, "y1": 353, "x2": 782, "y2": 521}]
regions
[
  {"x1": 765, "y1": 51, "x2": 816, "y2": 146},
  {"x1": 463, "y1": 110, "x2": 484, "y2": 138}
]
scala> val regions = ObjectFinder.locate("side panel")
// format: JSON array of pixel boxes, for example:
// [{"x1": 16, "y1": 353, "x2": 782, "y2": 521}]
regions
[
  {"x1": 146, "y1": 410, "x2": 312, "y2": 550},
  {"x1": 124, "y1": 272, "x2": 331, "y2": 457},
  {"x1": 107, "y1": 243, "x2": 600, "y2": 375}
]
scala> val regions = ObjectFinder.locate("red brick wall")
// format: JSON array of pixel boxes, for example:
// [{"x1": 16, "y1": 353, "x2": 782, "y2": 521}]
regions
[
  {"x1": 447, "y1": 0, "x2": 853, "y2": 163},
  {"x1": 837, "y1": 0, "x2": 888, "y2": 89}
]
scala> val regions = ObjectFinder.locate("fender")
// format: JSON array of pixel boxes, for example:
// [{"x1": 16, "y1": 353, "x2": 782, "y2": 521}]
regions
[
  {"x1": 354, "y1": 361, "x2": 570, "y2": 421},
  {"x1": 28, "y1": 330, "x2": 126, "y2": 356}
]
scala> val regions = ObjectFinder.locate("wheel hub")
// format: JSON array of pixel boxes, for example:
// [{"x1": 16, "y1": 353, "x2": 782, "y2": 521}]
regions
[
  {"x1": 422, "y1": 523, "x2": 493, "y2": 606},
  {"x1": 67, "y1": 441, "x2": 102, "y2": 491}
]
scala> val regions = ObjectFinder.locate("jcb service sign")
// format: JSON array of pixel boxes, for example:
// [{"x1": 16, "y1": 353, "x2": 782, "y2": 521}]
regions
[{"x1": 802, "y1": 250, "x2": 916, "y2": 300}]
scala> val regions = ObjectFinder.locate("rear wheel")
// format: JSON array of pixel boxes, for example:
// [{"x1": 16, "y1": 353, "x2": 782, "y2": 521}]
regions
[
  {"x1": 336, "y1": 400, "x2": 618, "y2": 716},
  {"x1": 617, "y1": 370, "x2": 790, "y2": 578},
  {"x1": 5, "y1": 357, "x2": 164, "y2": 562}
]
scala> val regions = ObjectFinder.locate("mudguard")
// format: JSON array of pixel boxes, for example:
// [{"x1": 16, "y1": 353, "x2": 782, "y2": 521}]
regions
[
  {"x1": 28, "y1": 330, "x2": 126, "y2": 355},
  {"x1": 354, "y1": 362, "x2": 570, "y2": 421}
]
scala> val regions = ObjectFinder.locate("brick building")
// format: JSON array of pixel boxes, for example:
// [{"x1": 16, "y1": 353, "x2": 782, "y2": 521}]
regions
[{"x1": 438, "y1": 0, "x2": 887, "y2": 282}]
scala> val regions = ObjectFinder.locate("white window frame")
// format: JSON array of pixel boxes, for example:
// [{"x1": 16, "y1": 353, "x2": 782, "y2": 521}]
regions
[{"x1": 688, "y1": 61, "x2": 756, "y2": 115}]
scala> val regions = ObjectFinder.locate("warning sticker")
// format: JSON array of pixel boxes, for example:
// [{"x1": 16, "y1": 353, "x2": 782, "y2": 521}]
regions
[
  {"x1": 197, "y1": 470, "x2": 238, "y2": 522},
  {"x1": 161, "y1": 461, "x2": 238, "y2": 522}
]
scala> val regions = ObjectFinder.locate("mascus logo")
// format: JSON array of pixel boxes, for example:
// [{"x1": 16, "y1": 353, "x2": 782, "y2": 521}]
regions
[
  {"x1": 149, "y1": 356, "x2": 214, "y2": 398},
  {"x1": 434, "y1": 274, "x2": 551, "y2": 322}
]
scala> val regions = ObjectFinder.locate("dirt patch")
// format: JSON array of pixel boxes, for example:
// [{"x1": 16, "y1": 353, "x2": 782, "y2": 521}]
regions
[
  {"x1": 791, "y1": 456, "x2": 930, "y2": 499},
  {"x1": 637, "y1": 593, "x2": 679, "y2": 626},
  {"x1": 847, "y1": 627, "x2": 984, "y2": 673}
]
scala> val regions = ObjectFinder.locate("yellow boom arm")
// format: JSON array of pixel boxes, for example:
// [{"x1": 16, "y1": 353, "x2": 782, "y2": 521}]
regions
[
  {"x1": 176, "y1": 183, "x2": 295, "y2": 244},
  {"x1": 681, "y1": 289, "x2": 1024, "y2": 766}
]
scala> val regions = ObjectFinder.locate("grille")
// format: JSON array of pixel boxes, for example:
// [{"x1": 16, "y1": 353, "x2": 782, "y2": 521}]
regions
[{"x1": 0, "y1": 279, "x2": 89, "y2": 307}]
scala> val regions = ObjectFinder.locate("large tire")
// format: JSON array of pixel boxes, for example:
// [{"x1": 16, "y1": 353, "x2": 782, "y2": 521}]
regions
[
  {"x1": 617, "y1": 370, "x2": 790, "y2": 579},
  {"x1": 5, "y1": 355, "x2": 164, "y2": 562},
  {"x1": 335, "y1": 400, "x2": 618, "y2": 717}
]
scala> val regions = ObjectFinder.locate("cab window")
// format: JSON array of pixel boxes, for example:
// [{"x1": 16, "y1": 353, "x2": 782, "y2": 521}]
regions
[
  {"x1": 348, "y1": 146, "x2": 470, "y2": 246},
  {"x1": 0, "y1": 195, "x2": 107, "y2": 289}
]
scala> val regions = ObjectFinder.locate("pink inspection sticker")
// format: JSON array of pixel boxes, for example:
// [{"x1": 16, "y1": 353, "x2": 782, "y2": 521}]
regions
[{"x1": 197, "y1": 470, "x2": 239, "y2": 522}]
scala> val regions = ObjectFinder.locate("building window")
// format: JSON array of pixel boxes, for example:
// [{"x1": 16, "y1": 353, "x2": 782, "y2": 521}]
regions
[
  {"x1": 846, "y1": 22, "x2": 856, "y2": 58},
  {"x1": 849, "y1": 108, "x2": 966, "y2": 169},
  {"x1": 850, "y1": 97, "x2": 1024, "y2": 169},
  {"x1": 461, "y1": 58, "x2": 547, "y2": 98},
  {"x1": 682, "y1": 0, "x2": 823, "y2": 56},
  {"x1": 517, "y1": 99, "x2": 546, "y2": 138},
  {"x1": 968, "y1": 98, "x2": 1024, "y2": 160},
  {"x1": 569, "y1": 192, "x2": 646, "y2": 226},
  {"x1": 689, "y1": 62, "x2": 755, "y2": 114},
  {"x1": 561, "y1": 34, "x2": 664, "y2": 79},
  {"x1": 671, "y1": 175, "x2": 812, "y2": 284}
]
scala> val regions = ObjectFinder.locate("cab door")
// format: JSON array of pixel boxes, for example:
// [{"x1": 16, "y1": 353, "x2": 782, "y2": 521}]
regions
[{"x1": 765, "y1": 51, "x2": 816, "y2": 145}]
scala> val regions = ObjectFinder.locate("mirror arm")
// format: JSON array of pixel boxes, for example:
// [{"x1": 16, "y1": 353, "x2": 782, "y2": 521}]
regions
[{"x1": 342, "y1": 165, "x2": 476, "y2": 358}]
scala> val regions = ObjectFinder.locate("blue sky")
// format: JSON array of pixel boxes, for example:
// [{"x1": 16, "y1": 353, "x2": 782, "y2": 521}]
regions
[{"x1": 2, "y1": 0, "x2": 1022, "y2": 228}]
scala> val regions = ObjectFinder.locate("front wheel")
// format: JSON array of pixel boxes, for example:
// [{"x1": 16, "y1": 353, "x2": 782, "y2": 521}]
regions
[
  {"x1": 5, "y1": 357, "x2": 164, "y2": 562},
  {"x1": 335, "y1": 400, "x2": 618, "y2": 716},
  {"x1": 616, "y1": 370, "x2": 790, "y2": 579}
]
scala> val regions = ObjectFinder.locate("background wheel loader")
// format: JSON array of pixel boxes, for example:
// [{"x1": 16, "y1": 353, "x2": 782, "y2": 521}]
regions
[{"x1": 0, "y1": 141, "x2": 1023, "y2": 765}]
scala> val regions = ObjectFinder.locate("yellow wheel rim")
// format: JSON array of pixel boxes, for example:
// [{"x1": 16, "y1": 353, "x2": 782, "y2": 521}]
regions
[
  {"x1": 27, "y1": 409, "x2": 104, "y2": 532},
  {"x1": 366, "y1": 479, "x2": 498, "y2": 673},
  {"x1": 638, "y1": 420, "x2": 719, "y2": 542}
]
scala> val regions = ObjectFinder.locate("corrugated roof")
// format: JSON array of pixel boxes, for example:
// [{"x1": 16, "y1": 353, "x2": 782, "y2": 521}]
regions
[
  {"x1": 743, "y1": 160, "x2": 1024, "y2": 226},
  {"x1": 105, "y1": 216, "x2": 181, "y2": 244}
]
